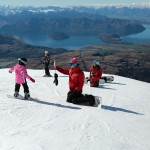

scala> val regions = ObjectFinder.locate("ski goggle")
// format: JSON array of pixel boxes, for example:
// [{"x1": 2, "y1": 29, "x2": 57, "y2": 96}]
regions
[
  {"x1": 93, "y1": 60, "x2": 99, "y2": 65},
  {"x1": 18, "y1": 58, "x2": 27, "y2": 64},
  {"x1": 69, "y1": 63, "x2": 78, "y2": 67}
]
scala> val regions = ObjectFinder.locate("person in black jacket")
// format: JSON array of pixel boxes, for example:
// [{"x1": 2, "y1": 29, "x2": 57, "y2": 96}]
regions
[{"x1": 42, "y1": 51, "x2": 52, "y2": 77}]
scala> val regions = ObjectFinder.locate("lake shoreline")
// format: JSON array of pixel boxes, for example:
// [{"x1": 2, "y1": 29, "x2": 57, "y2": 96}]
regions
[{"x1": 22, "y1": 24, "x2": 150, "y2": 50}]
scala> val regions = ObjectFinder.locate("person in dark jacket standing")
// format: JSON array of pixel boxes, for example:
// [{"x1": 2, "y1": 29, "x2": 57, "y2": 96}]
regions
[
  {"x1": 43, "y1": 51, "x2": 52, "y2": 77},
  {"x1": 53, "y1": 57, "x2": 100, "y2": 106}
]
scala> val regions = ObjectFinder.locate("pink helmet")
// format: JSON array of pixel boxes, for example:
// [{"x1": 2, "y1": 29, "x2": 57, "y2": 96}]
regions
[{"x1": 70, "y1": 57, "x2": 78, "y2": 63}]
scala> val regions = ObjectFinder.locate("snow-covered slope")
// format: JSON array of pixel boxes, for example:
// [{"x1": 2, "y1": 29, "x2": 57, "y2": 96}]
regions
[{"x1": 0, "y1": 68, "x2": 150, "y2": 150}]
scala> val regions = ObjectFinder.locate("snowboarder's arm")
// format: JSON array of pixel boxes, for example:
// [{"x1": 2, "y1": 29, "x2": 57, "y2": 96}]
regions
[
  {"x1": 53, "y1": 60, "x2": 69, "y2": 75},
  {"x1": 56, "y1": 66, "x2": 69, "y2": 75},
  {"x1": 9, "y1": 67, "x2": 14, "y2": 73},
  {"x1": 23, "y1": 68, "x2": 35, "y2": 82}
]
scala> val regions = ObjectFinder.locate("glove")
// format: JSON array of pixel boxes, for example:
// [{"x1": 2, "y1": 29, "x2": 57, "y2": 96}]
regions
[
  {"x1": 29, "y1": 77, "x2": 35, "y2": 83},
  {"x1": 53, "y1": 73, "x2": 58, "y2": 86},
  {"x1": 51, "y1": 60, "x2": 54, "y2": 65},
  {"x1": 85, "y1": 77, "x2": 90, "y2": 82},
  {"x1": 9, "y1": 70, "x2": 12, "y2": 73}
]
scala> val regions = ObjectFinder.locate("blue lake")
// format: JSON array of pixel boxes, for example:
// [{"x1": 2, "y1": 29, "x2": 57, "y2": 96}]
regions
[
  {"x1": 121, "y1": 25, "x2": 150, "y2": 44},
  {"x1": 23, "y1": 24, "x2": 150, "y2": 50},
  {"x1": 24, "y1": 36, "x2": 104, "y2": 50}
]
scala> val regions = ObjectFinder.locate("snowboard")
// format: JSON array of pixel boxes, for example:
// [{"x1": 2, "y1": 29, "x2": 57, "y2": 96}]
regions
[
  {"x1": 101, "y1": 76, "x2": 114, "y2": 82},
  {"x1": 85, "y1": 76, "x2": 114, "y2": 85},
  {"x1": 7, "y1": 94, "x2": 38, "y2": 101},
  {"x1": 84, "y1": 77, "x2": 105, "y2": 85}
]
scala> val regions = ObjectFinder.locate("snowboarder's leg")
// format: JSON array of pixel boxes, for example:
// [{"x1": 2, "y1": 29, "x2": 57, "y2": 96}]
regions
[
  {"x1": 22, "y1": 82, "x2": 30, "y2": 99},
  {"x1": 66, "y1": 91, "x2": 76, "y2": 103},
  {"x1": 71, "y1": 93, "x2": 95, "y2": 106},
  {"x1": 71, "y1": 92, "x2": 84, "y2": 104},
  {"x1": 75, "y1": 94, "x2": 100, "y2": 107},
  {"x1": 90, "y1": 80, "x2": 99, "y2": 87},
  {"x1": 66, "y1": 91, "x2": 83, "y2": 103},
  {"x1": 94, "y1": 80, "x2": 99, "y2": 87},
  {"x1": 85, "y1": 94, "x2": 95, "y2": 106},
  {"x1": 72, "y1": 95, "x2": 89, "y2": 104},
  {"x1": 45, "y1": 64, "x2": 50, "y2": 76},
  {"x1": 14, "y1": 83, "x2": 20, "y2": 97}
]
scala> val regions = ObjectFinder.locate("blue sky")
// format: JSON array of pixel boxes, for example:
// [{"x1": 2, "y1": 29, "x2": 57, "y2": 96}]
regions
[{"x1": 0, "y1": 0, "x2": 149, "y2": 6}]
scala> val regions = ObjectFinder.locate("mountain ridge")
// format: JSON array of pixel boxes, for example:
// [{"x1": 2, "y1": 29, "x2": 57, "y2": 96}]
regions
[{"x1": 0, "y1": 5, "x2": 146, "y2": 38}]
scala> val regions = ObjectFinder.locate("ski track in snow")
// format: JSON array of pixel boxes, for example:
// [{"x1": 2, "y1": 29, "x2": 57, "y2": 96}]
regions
[
  {"x1": 102, "y1": 121, "x2": 111, "y2": 131},
  {"x1": 110, "y1": 95, "x2": 115, "y2": 106},
  {"x1": 55, "y1": 88, "x2": 60, "y2": 96}
]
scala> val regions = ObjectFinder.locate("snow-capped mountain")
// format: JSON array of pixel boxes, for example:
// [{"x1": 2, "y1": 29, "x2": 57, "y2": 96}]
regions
[
  {"x1": 0, "y1": 68, "x2": 150, "y2": 150},
  {"x1": 0, "y1": 4, "x2": 150, "y2": 16},
  {"x1": 0, "y1": 4, "x2": 146, "y2": 39}
]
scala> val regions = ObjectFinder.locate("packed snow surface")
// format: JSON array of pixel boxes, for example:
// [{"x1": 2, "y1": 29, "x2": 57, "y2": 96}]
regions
[{"x1": 0, "y1": 68, "x2": 150, "y2": 150}]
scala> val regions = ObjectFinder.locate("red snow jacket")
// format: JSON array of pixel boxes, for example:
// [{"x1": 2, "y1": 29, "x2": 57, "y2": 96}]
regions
[
  {"x1": 56, "y1": 66, "x2": 85, "y2": 92},
  {"x1": 90, "y1": 65, "x2": 102, "y2": 87}
]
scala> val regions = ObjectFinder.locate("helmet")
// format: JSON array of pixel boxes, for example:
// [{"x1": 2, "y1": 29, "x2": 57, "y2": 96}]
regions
[
  {"x1": 18, "y1": 58, "x2": 27, "y2": 65},
  {"x1": 45, "y1": 51, "x2": 48, "y2": 54},
  {"x1": 69, "y1": 57, "x2": 78, "y2": 67},
  {"x1": 69, "y1": 57, "x2": 78, "y2": 63},
  {"x1": 93, "y1": 60, "x2": 100, "y2": 65}
]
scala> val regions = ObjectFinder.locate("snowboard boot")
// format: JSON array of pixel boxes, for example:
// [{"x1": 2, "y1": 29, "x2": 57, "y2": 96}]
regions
[
  {"x1": 24, "y1": 93, "x2": 30, "y2": 100},
  {"x1": 43, "y1": 75, "x2": 48, "y2": 77},
  {"x1": 43, "y1": 74, "x2": 52, "y2": 77},
  {"x1": 14, "y1": 91, "x2": 19, "y2": 97}
]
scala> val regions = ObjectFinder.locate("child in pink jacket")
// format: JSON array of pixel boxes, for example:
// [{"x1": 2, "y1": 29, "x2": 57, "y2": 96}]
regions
[{"x1": 9, "y1": 58, "x2": 35, "y2": 99}]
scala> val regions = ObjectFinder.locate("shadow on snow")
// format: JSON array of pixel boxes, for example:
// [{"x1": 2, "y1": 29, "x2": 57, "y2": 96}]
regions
[
  {"x1": 28, "y1": 99, "x2": 81, "y2": 110},
  {"x1": 101, "y1": 105, "x2": 143, "y2": 115}
]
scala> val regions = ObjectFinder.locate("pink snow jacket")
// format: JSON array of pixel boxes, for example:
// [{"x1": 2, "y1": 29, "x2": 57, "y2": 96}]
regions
[{"x1": 9, "y1": 64, "x2": 32, "y2": 84}]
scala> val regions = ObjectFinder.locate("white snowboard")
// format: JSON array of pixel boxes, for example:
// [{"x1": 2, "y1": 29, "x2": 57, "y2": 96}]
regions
[{"x1": 7, "y1": 94, "x2": 37, "y2": 101}]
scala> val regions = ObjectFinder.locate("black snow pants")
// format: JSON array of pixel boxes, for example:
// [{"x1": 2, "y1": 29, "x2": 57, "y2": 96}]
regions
[
  {"x1": 66, "y1": 91, "x2": 95, "y2": 106},
  {"x1": 45, "y1": 64, "x2": 50, "y2": 76},
  {"x1": 15, "y1": 82, "x2": 29, "y2": 94}
]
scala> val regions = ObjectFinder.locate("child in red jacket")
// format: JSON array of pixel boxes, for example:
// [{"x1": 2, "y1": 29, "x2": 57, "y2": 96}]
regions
[{"x1": 89, "y1": 60, "x2": 102, "y2": 87}]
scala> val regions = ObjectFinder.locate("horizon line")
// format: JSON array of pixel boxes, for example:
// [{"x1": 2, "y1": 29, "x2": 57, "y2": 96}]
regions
[{"x1": 0, "y1": 2, "x2": 150, "y2": 8}]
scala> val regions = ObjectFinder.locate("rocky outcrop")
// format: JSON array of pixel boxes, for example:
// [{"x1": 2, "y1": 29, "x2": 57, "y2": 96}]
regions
[{"x1": 98, "y1": 33, "x2": 123, "y2": 44}]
